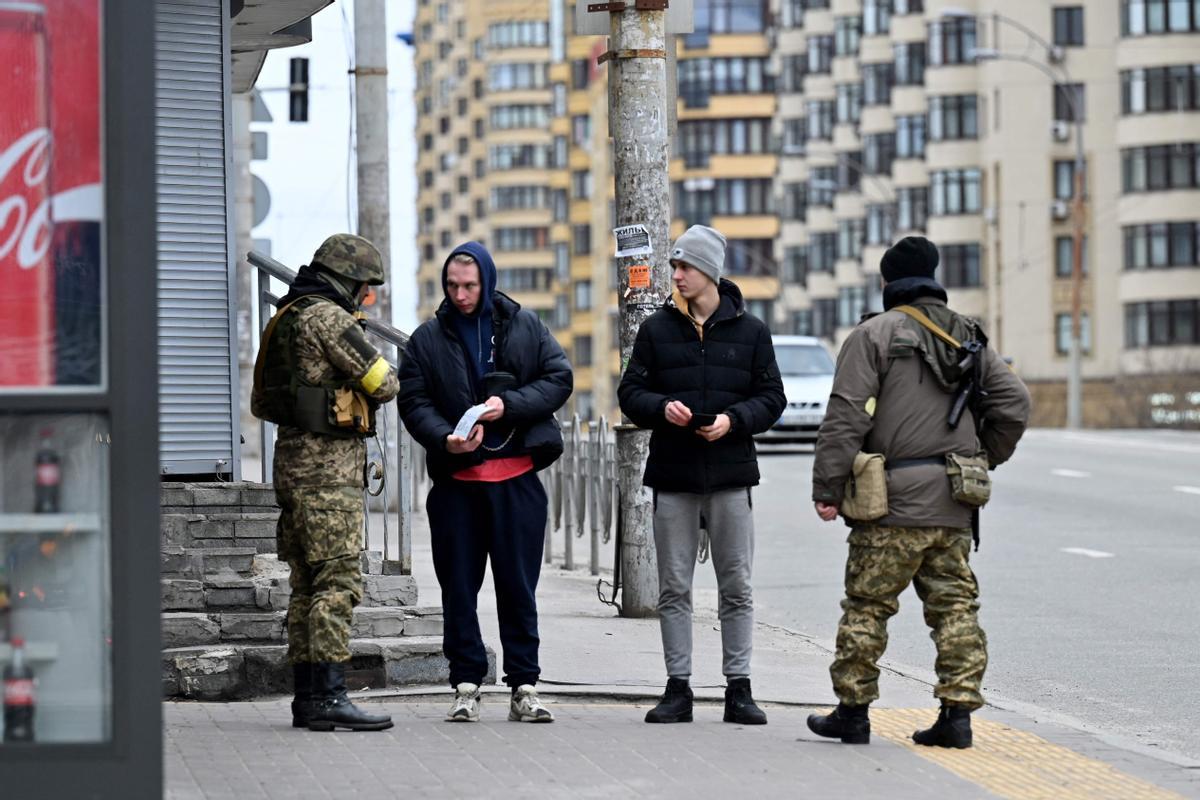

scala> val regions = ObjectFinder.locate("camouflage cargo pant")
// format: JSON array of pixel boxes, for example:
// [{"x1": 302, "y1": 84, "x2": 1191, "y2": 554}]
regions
[
  {"x1": 275, "y1": 486, "x2": 364, "y2": 664},
  {"x1": 830, "y1": 525, "x2": 987, "y2": 710}
]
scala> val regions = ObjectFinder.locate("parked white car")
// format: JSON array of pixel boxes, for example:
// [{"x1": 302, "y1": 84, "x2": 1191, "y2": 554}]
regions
[{"x1": 756, "y1": 335, "x2": 836, "y2": 444}]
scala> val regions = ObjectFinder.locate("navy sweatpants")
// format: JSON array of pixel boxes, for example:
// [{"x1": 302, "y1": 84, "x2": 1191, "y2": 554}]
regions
[{"x1": 426, "y1": 471, "x2": 547, "y2": 688}]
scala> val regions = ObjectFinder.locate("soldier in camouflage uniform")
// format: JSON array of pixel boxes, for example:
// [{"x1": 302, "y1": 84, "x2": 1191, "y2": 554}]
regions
[
  {"x1": 251, "y1": 233, "x2": 399, "y2": 732},
  {"x1": 807, "y1": 237, "x2": 1030, "y2": 748}
]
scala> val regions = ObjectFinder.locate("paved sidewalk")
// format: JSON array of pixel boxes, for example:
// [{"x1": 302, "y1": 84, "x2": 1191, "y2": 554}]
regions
[{"x1": 164, "y1": 510, "x2": 1200, "y2": 799}]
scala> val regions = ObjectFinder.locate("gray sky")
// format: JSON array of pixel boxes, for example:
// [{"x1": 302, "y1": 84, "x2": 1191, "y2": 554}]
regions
[{"x1": 252, "y1": 0, "x2": 419, "y2": 332}]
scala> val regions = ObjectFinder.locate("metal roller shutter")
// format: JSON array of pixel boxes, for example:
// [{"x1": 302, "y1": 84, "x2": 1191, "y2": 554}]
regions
[{"x1": 155, "y1": 0, "x2": 239, "y2": 478}]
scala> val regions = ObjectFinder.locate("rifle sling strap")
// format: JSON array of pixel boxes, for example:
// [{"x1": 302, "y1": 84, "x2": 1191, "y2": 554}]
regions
[{"x1": 893, "y1": 304, "x2": 962, "y2": 350}]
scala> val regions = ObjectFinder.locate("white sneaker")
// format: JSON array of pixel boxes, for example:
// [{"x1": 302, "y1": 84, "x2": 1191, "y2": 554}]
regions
[
  {"x1": 446, "y1": 683, "x2": 480, "y2": 722},
  {"x1": 508, "y1": 684, "x2": 554, "y2": 723}
]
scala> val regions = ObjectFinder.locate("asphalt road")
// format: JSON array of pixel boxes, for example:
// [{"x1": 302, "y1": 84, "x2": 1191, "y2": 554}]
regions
[{"x1": 694, "y1": 429, "x2": 1200, "y2": 762}]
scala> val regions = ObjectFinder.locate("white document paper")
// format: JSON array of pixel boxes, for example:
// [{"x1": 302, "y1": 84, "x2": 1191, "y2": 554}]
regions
[{"x1": 452, "y1": 403, "x2": 489, "y2": 439}]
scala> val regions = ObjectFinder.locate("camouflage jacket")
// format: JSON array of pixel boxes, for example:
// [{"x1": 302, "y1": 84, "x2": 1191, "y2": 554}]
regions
[{"x1": 252, "y1": 299, "x2": 399, "y2": 489}]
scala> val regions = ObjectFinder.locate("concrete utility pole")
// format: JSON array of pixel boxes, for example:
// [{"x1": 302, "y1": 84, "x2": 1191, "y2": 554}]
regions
[
  {"x1": 608, "y1": 3, "x2": 673, "y2": 618},
  {"x1": 354, "y1": 0, "x2": 391, "y2": 323}
]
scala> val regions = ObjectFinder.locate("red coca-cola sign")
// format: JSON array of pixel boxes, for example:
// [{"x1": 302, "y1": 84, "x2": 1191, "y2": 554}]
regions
[{"x1": 0, "y1": 0, "x2": 101, "y2": 387}]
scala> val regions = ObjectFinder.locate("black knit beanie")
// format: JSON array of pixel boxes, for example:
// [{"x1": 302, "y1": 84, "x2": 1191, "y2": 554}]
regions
[{"x1": 880, "y1": 236, "x2": 939, "y2": 283}]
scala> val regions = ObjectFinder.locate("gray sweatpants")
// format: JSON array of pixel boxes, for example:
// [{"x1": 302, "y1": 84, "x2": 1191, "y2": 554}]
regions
[{"x1": 653, "y1": 488, "x2": 755, "y2": 679}]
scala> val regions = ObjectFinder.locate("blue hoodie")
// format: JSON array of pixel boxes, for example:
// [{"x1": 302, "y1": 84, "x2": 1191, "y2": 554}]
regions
[{"x1": 441, "y1": 241, "x2": 498, "y2": 392}]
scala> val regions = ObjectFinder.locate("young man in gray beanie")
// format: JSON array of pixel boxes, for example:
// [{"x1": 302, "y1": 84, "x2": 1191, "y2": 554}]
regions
[{"x1": 618, "y1": 224, "x2": 786, "y2": 725}]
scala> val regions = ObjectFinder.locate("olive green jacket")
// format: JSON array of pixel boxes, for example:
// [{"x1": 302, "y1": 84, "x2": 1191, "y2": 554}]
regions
[{"x1": 812, "y1": 299, "x2": 1031, "y2": 528}]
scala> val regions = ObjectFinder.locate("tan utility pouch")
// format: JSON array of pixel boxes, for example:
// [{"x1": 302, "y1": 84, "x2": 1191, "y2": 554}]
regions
[
  {"x1": 840, "y1": 452, "x2": 889, "y2": 521},
  {"x1": 946, "y1": 452, "x2": 991, "y2": 507},
  {"x1": 332, "y1": 387, "x2": 373, "y2": 435}
]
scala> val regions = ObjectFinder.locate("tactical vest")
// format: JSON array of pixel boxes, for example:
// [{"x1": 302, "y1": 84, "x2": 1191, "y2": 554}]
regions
[{"x1": 253, "y1": 296, "x2": 372, "y2": 439}]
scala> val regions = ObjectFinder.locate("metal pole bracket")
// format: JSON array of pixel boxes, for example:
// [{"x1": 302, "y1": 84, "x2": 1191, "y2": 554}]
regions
[{"x1": 598, "y1": 48, "x2": 667, "y2": 64}]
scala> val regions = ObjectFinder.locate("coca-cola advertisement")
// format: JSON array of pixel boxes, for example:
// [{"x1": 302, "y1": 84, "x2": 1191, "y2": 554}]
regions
[{"x1": 0, "y1": 0, "x2": 102, "y2": 388}]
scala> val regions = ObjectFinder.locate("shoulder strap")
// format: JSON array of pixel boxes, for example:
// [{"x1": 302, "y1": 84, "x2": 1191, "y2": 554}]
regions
[
  {"x1": 893, "y1": 304, "x2": 962, "y2": 350},
  {"x1": 252, "y1": 296, "x2": 323, "y2": 390}
]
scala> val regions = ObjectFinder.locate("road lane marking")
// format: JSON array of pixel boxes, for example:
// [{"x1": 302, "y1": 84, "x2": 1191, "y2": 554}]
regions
[
  {"x1": 870, "y1": 708, "x2": 1186, "y2": 800},
  {"x1": 1061, "y1": 547, "x2": 1115, "y2": 559},
  {"x1": 1052, "y1": 468, "x2": 1092, "y2": 478},
  {"x1": 1173, "y1": 485, "x2": 1200, "y2": 496}
]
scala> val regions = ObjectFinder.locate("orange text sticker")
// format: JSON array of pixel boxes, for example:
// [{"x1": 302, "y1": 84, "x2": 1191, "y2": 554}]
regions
[{"x1": 628, "y1": 264, "x2": 651, "y2": 289}]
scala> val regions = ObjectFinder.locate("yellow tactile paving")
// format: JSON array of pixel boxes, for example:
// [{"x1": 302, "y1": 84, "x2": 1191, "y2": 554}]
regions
[{"x1": 867, "y1": 708, "x2": 1185, "y2": 800}]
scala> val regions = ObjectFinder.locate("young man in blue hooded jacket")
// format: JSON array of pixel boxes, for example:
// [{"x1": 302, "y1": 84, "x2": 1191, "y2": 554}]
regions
[{"x1": 398, "y1": 242, "x2": 573, "y2": 723}]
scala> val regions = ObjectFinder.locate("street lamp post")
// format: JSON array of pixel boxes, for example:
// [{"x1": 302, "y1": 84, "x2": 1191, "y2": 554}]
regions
[{"x1": 942, "y1": 10, "x2": 1086, "y2": 429}]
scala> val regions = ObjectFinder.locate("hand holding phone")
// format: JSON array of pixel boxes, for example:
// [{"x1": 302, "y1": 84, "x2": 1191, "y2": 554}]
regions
[{"x1": 687, "y1": 412, "x2": 717, "y2": 429}]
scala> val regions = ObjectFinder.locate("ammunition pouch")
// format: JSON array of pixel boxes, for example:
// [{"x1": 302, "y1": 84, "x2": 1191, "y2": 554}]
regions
[
  {"x1": 840, "y1": 452, "x2": 889, "y2": 521},
  {"x1": 294, "y1": 386, "x2": 374, "y2": 439},
  {"x1": 946, "y1": 452, "x2": 991, "y2": 507}
]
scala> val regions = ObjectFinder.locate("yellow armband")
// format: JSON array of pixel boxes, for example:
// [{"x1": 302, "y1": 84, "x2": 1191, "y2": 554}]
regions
[{"x1": 360, "y1": 357, "x2": 390, "y2": 394}]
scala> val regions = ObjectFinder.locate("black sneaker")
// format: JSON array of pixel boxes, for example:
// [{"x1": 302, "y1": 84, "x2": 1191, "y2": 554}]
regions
[
  {"x1": 645, "y1": 677, "x2": 693, "y2": 723},
  {"x1": 723, "y1": 678, "x2": 767, "y2": 725},
  {"x1": 806, "y1": 702, "x2": 870, "y2": 744}
]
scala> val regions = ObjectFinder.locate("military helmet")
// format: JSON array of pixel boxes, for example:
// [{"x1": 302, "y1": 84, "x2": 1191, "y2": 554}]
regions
[{"x1": 311, "y1": 233, "x2": 385, "y2": 286}]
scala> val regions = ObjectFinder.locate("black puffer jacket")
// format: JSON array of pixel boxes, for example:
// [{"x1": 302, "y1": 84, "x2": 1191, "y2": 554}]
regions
[
  {"x1": 618, "y1": 279, "x2": 786, "y2": 493},
  {"x1": 398, "y1": 292, "x2": 573, "y2": 482}
]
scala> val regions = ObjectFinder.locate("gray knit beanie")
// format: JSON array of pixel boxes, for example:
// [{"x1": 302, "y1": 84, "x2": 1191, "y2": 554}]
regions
[{"x1": 670, "y1": 225, "x2": 727, "y2": 285}]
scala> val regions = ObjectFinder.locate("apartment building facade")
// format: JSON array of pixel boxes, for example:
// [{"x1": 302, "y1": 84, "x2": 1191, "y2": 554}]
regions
[
  {"x1": 775, "y1": 0, "x2": 1200, "y2": 426},
  {"x1": 415, "y1": 0, "x2": 1200, "y2": 427}
]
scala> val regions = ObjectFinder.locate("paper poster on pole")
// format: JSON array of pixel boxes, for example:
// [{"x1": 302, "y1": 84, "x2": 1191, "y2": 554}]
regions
[
  {"x1": 628, "y1": 264, "x2": 650, "y2": 289},
  {"x1": 614, "y1": 224, "x2": 652, "y2": 258}
]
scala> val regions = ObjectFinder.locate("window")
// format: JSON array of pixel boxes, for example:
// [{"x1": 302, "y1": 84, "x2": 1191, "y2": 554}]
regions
[
  {"x1": 571, "y1": 170, "x2": 592, "y2": 200},
  {"x1": 928, "y1": 95, "x2": 978, "y2": 140},
  {"x1": 1121, "y1": 65, "x2": 1200, "y2": 114},
  {"x1": 693, "y1": 0, "x2": 768, "y2": 33},
  {"x1": 783, "y1": 246, "x2": 809, "y2": 284},
  {"x1": 894, "y1": 42, "x2": 926, "y2": 86},
  {"x1": 783, "y1": 117, "x2": 807, "y2": 154},
  {"x1": 489, "y1": 105, "x2": 551, "y2": 130},
  {"x1": 720, "y1": 237, "x2": 777, "y2": 275},
  {"x1": 1054, "y1": 159, "x2": 1087, "y2": 199},
  {"x1": 553, "y1": 189, "x2": 568, "y2": 222},
  {"x1": 487, "y1": 20, "x2": 549, "y2": 48},
  {"x1": 1054, "y1": 235, "x2": 1090, "y2": 277},
  {"x1": 574, "y1": 280, "x2": 592, "y2": 310},
  {"x1": 835, "y1": 17, "x2": 861, "y2": 56},
  {"x1": 929, "y1": 18, "x2": 977, "y2": 66},
  {"x1": 782, "y1": 182, "x2": 807, "y2": 221},
  {"x1": 863, "y1": 0, "x2": 891, "y2": 35},
  {"x1": 781, "y1": 55, "x2": 807, "y2": 93},
  {"x1": 836, "y1": 83, "x2": 862, "y2": 124},
  {"x1": 571, "y1": 59, "x2": 590, "y2": 90},
  {"x1": 930, "y1": 169, "x2": 982, "y2": 216},
  {"x1": 809, "y1": 232, "x2": 838, "y2": 272},
  {"x1": 678, "y1": 118, "x2": 773, "y2": 166},
  {"x1": 457, "y1": 137, "x2": 469, "y2": 155},
  {"x1": 807, "y1": 100, "x2": 835, "y2": 141},
  {"x1": 1056, "y1": 312, "x2": 1093, "y2": 354},
  {"x1": 812, "y1": 298, "x2": 838, "y2": 338},
  {"x1": 496, "y1": 268, "x2": 554, "y2": 292},
  {"x1": 863, "y1": 63, "x2": 893, "y2": 105},
  {"x1": 1122, "y1": 144, "x2": 1200, "y2": 192},
  {"x1": 1121, "y1": 0, "x2": 1200, "y2": 35},
  {"x1": 488, "y1": 63, "x2": 549, "y2": 91},
  {"x1": 573, "y1": 224, "x2": 592, "y2": 255},
  {"x1": 572, "y1": 114, "x2": 592, "y2": 147},
  {"x1": 678, "y1": 57, "x2": 775, "y2": 102},
  {"x1": 574, "y1": 336, "x2": 593, "y2": 367},
  {"x1": 838, "y1": 219, "x2": 865, "y2": 261},
  {"x1": 837, "y1": 153, "x2": 863, "y2": 191},
  {"x1": 488, "y1": 143, "x2": 553, "y2": 170},
  {"x1": 1124, "y1": 222, "x2": 1200, "y2": 269},
  {"x1": 809, "y1": 166, "x2": 836, "y2": 206},
  {"x1": 1127, "y1": 299, "x2": 1200, "y2": 346},
  {"x1": 896, "y1": 115, "x2": 926, "y2": 158},
  {"x1": 440, "y1": 191, "x2": 451, "y2": 210},
  {"x1": 674, "y1": 179, "x2": 775, "y2": 223},
  {"x1": 781, "y1": 0, "x2": 804, "y2": 28},
  {"x1": 457, "y1": 175, "x2": 468, "y2": 193},
  {"x1": 494, "y1": 227, "x2": 549, "y2": 251},
  {"x1": 474, "y1": 158, "x2": 485, "y2": 178},
  {"x1": 554, "y1": 243, "x2": 569, "y2": 281},
  {"x1": 746, "y1": 299, "x2": 774, "y2": 326},
  {"x1": 940, "y1": 243, "x2": 982, "y2": 287},
  {"x1": 894, "y1": 0, "x2": 922, "y2": 14},
  {"x1": 838, "y1": 286, "x2": 867, "y2": 327},
  {"x1": 1054, "y1": 83, "x2": 1086, "y2": 122},
  {"x1": 866, "y1": 204, "x2": 895, "y2": 245},
  {"x1": 807, "y1": 35, "x2": 834, "y2": 75},
  {"x1": 864, "y1": 133, "x2": 896, "y2": 174},
  {"x1": 1053, "y1": 7, "x2": 1085, "y2": 45}
]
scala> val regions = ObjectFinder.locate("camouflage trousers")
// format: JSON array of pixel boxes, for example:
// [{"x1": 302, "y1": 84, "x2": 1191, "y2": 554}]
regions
[
  {"x1": 275, "y1": 486, "x2": 364, "y2": 664},
  {"x1": 830, "y1": 525, "x2": 987, "y2": 710}
]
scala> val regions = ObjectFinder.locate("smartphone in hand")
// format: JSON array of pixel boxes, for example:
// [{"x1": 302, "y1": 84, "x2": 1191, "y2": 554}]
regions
[{"x1": 688, "y1": 412, "x2": 717, "y2": 429}]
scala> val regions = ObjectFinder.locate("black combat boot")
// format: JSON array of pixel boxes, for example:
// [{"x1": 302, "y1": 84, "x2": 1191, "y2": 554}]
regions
[
  {"x1": 644, "y1": 677, "x2": 694, "y2": 723},
  {"x1": 291, "y1": 662, "x2": 313, "y2": 729},
  {"x1": 912, "y1": 704, "x2": 973, "y2": 748},
  {"x1": 307, "y1": 662, "x2": 394, "y2": 732},
  {"x1": 723, "y1": 678, "x2": 767, "y2": 725},
  {"x1": 806, "y1": 702, "x2": 870, "y2": 744}
]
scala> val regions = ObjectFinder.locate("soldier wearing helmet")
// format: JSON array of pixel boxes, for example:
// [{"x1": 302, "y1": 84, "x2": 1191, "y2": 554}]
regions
[{"x1": 251, "y1": 233, "x2": 399, "y2": 732}]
